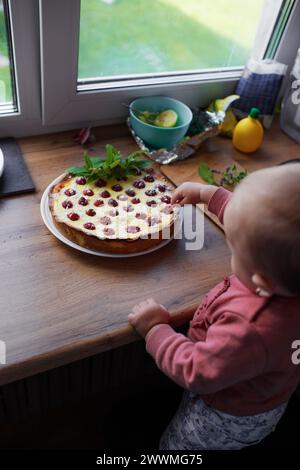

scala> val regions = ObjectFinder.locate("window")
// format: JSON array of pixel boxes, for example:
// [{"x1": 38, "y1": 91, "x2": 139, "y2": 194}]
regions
[
  {"x1": 41, "y1": 0, "x2": 300, "y2": 129},
  {"x1": 78, "y1": 0, "x2": 265, "y2": 83},
  {"x1": 0, "y1": 0, "x2": 41, "y2": 137},
  {"x1": 1, "y1": 0, "x2": 300, "y2": 137},
  {"x1": 0, "y1": 0, "x2": 16, "y2": 112}
]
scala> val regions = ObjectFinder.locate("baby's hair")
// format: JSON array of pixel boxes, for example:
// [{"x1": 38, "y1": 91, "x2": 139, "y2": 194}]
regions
[{"x1": 234, "y1": 164, "x2": 300, "y2": 296}]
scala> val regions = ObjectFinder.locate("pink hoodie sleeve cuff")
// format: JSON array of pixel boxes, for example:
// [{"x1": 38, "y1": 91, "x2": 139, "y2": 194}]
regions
[
  {"x1": 207, "y1": 187, "x2": 232, "y2": 224},
  {"x1": 145, "y1": 323, "x2": 177, "y2": 357}
]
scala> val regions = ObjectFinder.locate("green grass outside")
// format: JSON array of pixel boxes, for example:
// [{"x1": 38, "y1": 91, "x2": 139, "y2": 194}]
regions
[
  {"x1": 78, "y1": 0, "x2": 264, "y2": 78},
  {"x1": 0, "y1": 0, "x2": 265, "y2": 104},
  {"x1": 0, "y1": 4, "x2": 13, "y2": 104}
]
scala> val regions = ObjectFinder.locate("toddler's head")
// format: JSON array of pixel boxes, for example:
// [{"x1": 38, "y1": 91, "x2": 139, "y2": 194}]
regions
[{"x1": 223, "y1": 163, "x2": 300, "y2": 297}]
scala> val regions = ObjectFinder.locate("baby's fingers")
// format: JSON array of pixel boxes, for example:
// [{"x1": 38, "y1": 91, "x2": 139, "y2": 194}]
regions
[
  {"x1": 179, "y1": 196, "x2": 192, "y2": 205},
  {"x1": 128, "y1": 311, "x2": 141, "y2": 325},
  {"x1": 132, "y1": 303, "x2": 143, "y2": 314},
  {"x1": 171, "y1": 188, "x2": 185, "y2": 205}
]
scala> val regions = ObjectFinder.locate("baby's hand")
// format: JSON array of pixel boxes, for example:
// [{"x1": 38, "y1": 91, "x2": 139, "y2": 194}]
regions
[
  {"x1": 171, "y1": 182, "x2": 218, "y2": 205},
  {"x1": 128, "y1": 298, "x2": 170, "y2": 337}
]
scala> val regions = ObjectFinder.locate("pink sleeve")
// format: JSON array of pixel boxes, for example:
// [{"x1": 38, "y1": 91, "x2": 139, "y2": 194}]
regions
[
  {"x1": 207, "y1": 187, "x2": 232, "y2": 224},
  {"x1": 145, "y1": 314, "x2": 266, "y2": 394}
]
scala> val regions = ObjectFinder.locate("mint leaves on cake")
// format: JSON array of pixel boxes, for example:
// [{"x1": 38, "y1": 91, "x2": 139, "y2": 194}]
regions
[{"x1": 66, "y1": 144, "x2": 151, "y2": 183}]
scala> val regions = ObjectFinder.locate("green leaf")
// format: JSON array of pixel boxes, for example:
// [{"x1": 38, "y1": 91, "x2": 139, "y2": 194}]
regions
[
  {"x1": 105, "y1": 144, "x2": 121, "y2": 164},
  {"x1": 127, "y1": 150, "x2": 145, "y2": 159},
  {"x1": 110, "y1": 159, "x2": 121, "y2": 169},
  {"x1": 87, "y1": 174, "x2": 99, "y2": 184},
  {"x1": 198, "y1": 163, "x2": 216, "y2": 185},
  {"x1": 66, "y1": 166, "x2": 87, "y2": 175},
  {"x1": 93, "y1": 161, "x2": 105, "y2": 170},
  {"x1": 222, "y1": 165, "x2": 247, "y2": 186},
  {"x1": 134, "y1": 159, "x2": 152, "y2": 169},
  {"x1": 90, "y1": 156, "x2": 104, "y2": 167},
  {"x1": 84, "y1": 152, "x2": 93, "y2": 170}
]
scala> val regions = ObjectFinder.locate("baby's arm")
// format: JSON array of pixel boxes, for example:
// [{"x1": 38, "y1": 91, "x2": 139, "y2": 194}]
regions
[
  {"x1": 171, "y1": 182, "x2": 219, "y2": 205},
  {"x1": 145, "y1": 314, "x2": 266, "y2": 394},
  {"x1": 128, "y1": 300, "x2": 266, "y2": 395},
  {"x1": 207, "y1": 187, "x2": 232, "y2": 224},
  {"x1": 171, "y1": 183, "x2": 232, "y2": 225}
]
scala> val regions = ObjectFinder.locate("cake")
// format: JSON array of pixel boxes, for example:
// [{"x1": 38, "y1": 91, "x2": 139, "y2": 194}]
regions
[{"x1": 49, "y1": 166, "x2": 180, "y2": 254}]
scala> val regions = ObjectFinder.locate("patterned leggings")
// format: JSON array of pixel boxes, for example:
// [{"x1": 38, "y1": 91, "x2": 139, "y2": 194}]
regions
[{"x1": 159, "y1": 391, "x2": 287, "y2": 450}]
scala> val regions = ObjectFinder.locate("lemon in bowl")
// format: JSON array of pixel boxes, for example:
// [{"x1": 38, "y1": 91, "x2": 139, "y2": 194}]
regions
[{"x1": 129, "y1": 96, "x2": 193, "y2": 150}]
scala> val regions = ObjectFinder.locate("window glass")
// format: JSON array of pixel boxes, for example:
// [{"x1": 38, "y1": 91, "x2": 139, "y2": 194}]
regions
[
  {"x1": 78, "y1": 0, "x2": 265, "y2": 81},
  {"x1": 0, "y1": 0, "x2": 14, "y2": 106}
]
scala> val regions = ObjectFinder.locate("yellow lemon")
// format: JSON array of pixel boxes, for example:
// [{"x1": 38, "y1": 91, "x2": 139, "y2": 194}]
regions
[
  {"x1": 219, "y1": 108, "x2": 237, "y2": 137},
  {"x1": 233, "y1": 108, "x2": 264, "y2": 153},
  {"x1": 207, "y1": 94, "x2": 240, "y2": 137},
  {"x1": 214, "y1": 95, "x2": 240, "y2": 113}
]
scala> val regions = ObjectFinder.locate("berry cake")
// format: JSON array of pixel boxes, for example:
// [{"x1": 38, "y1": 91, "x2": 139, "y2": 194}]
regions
[{"x1": 49, "y1": 167, "x2": 180, "y2": 254}]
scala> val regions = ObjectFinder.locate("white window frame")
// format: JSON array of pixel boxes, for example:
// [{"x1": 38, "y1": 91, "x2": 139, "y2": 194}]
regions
[
  {"x1": 41, "y1": 0, "x2": 296, "y2": 128},
  {"x1": 271, "y1": 0, "x2": 300, "y2": 72},
  {"x1": 0, "y1": 0, "x2": 41, "y2": 137},
  {"x1": 0, "y1": 0, "x2": 300, "y2": 137}
]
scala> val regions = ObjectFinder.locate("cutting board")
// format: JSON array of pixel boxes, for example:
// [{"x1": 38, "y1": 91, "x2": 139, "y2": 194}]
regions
[{"x1": 160, "y1": 142, "x2": 246, "y2": 230}]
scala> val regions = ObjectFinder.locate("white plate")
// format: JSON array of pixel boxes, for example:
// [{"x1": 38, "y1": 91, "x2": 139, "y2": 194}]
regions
[
  {"x1": 0, "y1": 149, "x2": 4, "y2": 178},
  {"x1": 40, "y1": 174, "x2": 181, "y2": 258}
]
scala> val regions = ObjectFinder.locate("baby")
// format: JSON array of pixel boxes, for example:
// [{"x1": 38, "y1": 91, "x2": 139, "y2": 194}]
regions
[{"x1": 128, "y1": 163, "x2": 300, "y2": 450}]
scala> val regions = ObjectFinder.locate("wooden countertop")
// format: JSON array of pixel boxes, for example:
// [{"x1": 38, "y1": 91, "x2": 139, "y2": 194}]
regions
[{"x1": 0, "y1": 119, "x2": 298, "y2": 386}]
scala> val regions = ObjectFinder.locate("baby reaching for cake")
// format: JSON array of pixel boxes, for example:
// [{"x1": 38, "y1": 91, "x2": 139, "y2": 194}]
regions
[{"x1": 128, "y1": 163, "x2": 300, "y2": 450}]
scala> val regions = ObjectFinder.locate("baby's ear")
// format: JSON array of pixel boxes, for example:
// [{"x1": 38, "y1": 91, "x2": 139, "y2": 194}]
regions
[{"x1": 251, "y1": 273, "x2": 273, "y2": 297}]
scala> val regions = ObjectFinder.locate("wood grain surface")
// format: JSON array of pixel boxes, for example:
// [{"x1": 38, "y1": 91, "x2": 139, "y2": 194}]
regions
[{"x1": 0, "y1": 124, "x2": 231, "y2": 386}]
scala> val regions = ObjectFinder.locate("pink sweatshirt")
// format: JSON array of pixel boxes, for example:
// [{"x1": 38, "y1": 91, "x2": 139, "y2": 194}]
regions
[{"x1": 146, "y1": 188, "x2": 300, "y2": 416}]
